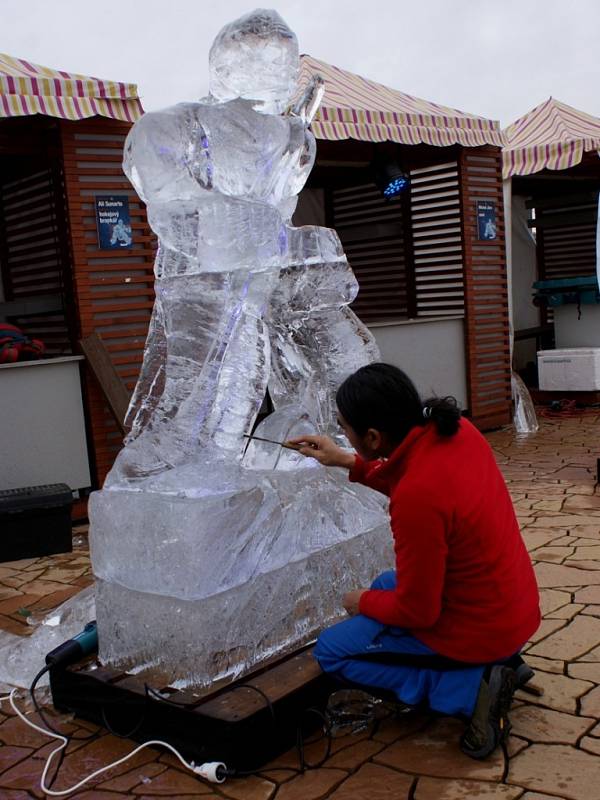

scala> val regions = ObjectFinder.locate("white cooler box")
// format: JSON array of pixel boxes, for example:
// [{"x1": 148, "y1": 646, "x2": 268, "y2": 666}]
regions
[{"x1": 538, "y1": 348, "x2": 600, "y2": 391}]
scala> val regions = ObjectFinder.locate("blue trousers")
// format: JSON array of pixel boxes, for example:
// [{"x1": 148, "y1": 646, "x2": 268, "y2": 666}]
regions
[{"x1": 315, "y1": 571, "x2": 485, "y2": 717}]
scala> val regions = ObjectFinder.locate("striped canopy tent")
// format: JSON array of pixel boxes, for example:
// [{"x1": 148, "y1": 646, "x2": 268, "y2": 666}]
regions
[
  {"x1": 298, "y1": 54, "x2": 504, "y2": 149},
  {"x1": 0, "y1": 53, "x2": 143, "y2": 122},
  {"x1": 503, "y1": 98, "x2": 600, "y2": 180}
]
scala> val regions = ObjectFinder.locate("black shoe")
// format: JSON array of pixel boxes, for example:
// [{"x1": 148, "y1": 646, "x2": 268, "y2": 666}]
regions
[
  {"x1": 460, "y1": 665, "x2": 517, "y2": 760},
  {"x1": 504, "y1": 654, "x2": 535, "y2": 688},
  {"x1": 514, "y1": 661, "x2": 535, "y2": 688}
]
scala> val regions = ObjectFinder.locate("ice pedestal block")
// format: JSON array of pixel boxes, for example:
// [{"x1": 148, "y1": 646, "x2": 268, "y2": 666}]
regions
[{"x1": 90, "y1": 468, "x2": 392, "y2": 687}]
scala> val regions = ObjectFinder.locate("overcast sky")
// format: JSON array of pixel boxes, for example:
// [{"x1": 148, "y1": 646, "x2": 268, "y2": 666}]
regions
[{"x1": 3, "y1": 0, "x2": 600, "y2": 127}]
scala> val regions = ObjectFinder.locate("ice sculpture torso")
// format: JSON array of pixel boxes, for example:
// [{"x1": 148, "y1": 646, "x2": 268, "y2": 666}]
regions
[
  {"x1": 90, "y1": 9, "x2": 392, "y2": 686},
  {"x1": 112, "y1": 96, "x2": 312, "y2": 465}
]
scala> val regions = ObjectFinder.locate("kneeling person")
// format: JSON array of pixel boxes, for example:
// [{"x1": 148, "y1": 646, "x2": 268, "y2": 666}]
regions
[{"x1": 291, "y1": 363, "x2": 540, "y2": 759}]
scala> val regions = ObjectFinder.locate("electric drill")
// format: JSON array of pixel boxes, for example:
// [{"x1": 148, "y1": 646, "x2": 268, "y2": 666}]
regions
[{"x1": 45, "y1": 621, "x2": 98, "y2": 668}]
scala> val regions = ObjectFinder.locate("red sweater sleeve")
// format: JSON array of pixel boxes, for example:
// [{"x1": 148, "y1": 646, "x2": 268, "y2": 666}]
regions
[
  {"x1": 359, "y1": 484, "x2": 449, "y2": 628},
  {"x1": 349, "y1": 455, "x2": 390, "y2": 496}
]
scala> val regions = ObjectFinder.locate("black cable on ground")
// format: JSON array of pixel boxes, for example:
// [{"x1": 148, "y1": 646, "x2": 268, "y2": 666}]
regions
[
  {"x1": 29, "y1": 665, "x2": 102, "y2": 789},
  {"x1": 226, "y1": 689, "x2": 332, "y2": 775},
  {"x1": 30, "y1": 666, "x2": 98, "y2": 742},
  {"x1": 100, "y1": 704, "x2": 146, "y2": 739},
  {"x1": 214, "y1": 686, "x2": 333, "y2": 778},
  {"x1": 227, "y1": 683, "x2": 278, "y2": 727},
  {"x1": 295, "y1": 707, "x2": 332, "y2": 771}
]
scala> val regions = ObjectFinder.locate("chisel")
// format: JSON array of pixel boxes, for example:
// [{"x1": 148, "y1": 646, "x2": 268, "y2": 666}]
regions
[{"x1": 242, "y1": 434, "x2": 304, "y2": 451}]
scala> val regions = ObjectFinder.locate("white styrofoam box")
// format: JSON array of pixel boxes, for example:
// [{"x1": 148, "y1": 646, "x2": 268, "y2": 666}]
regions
[{"x1": 538, "y1": 348, "x2": 600, "y2": 391}]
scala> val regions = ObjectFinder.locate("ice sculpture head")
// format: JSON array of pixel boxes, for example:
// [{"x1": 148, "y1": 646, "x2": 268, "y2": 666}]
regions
[{"x1": 209, "y1": 9, "x2": 299, "y2": 114}]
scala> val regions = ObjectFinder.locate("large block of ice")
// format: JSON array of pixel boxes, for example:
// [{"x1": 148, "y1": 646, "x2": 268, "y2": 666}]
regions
[
  {"x1": 91, "y1": 468, "x2": 391, "y2": 685},
  {"x1": 90, "y1": 9, "x2": 392, "y2": 687}
]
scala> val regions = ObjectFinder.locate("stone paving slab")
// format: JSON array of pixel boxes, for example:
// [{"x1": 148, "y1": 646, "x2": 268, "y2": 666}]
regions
[
  {"x1": 508, "y1": 743, "x2": 600, "y2": 799},
  {"x1": 1, "y1": 411, "x2": 600, "y2": 798}
]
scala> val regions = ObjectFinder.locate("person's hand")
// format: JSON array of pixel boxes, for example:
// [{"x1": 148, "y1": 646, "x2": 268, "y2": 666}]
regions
[
  {"x1": 287, "y1": 434, "x2": 355, "y2": 469},
  {"x1": 342, "y1": 589, "x2": 368, "y2": 616}
]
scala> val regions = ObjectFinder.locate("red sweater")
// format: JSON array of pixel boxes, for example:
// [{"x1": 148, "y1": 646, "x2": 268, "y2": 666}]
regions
[{"x1": 352, "y1": 418, "x2": 540, "y2": 663}]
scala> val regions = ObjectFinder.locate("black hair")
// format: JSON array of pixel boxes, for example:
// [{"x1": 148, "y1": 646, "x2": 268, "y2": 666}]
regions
[{"x1": 336, "y1": 363, "x2": 461, "y2": 443}]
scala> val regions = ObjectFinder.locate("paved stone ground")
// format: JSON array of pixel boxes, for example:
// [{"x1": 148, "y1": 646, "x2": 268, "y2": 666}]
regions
[{"x1": 1, "y1": 409, "x2": 599, "y2": 799}]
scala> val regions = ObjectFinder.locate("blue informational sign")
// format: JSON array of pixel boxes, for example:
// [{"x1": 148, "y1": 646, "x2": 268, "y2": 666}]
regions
[
  {"x1": 476, "y1": 199, "x2": 497, "y2": 241},
  {"x1": 95, "y1": 195, "x2": 133, "y2": 249}
]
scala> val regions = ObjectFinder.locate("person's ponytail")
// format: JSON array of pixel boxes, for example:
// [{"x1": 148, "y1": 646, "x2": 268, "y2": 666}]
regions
[{"x1": 422, "y1": 396, "x2": 461, "y2": 437}]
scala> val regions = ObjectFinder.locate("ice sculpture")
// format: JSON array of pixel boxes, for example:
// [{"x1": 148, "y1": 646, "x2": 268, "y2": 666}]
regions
[
  {"x1": 512, "y1": 372, "x2": 539, "y2": 434},
  {"x1": 90, "y1": 9, "x2": 392, "y2": 687}
]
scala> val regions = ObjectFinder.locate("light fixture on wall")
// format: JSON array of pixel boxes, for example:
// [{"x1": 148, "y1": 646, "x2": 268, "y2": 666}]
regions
[{"x1": 373, "y1": 158, "x2": 409, "y2": 199}]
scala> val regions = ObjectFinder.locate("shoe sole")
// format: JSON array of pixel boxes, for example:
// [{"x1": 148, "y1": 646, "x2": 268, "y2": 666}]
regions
[{"x1": 461, "y1": 666, "x2": 517, "y2": 760}]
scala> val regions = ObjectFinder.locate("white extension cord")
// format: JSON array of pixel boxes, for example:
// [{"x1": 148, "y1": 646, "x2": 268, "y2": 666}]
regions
[{"x1": 0, "y1": 690, "x2": 227, "y2": 796}]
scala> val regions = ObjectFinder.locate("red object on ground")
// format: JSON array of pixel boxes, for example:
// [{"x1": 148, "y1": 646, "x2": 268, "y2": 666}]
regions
[{"x1": 352, "y1": 418, "x2": 541, "y2": 663}]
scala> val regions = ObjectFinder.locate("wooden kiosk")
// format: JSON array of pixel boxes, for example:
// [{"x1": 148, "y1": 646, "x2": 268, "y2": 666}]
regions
[
  {"x1": 503, "y1": 98, "x2": 600, "y2": 378},
  {"x1": 0, "y1": 54, "x2": 153, "y2": 492}
]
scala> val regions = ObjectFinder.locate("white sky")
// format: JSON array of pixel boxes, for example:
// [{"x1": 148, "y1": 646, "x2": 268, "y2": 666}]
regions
[{"x1": 3, "y1": 0, "x2": 600, "y2": 127}]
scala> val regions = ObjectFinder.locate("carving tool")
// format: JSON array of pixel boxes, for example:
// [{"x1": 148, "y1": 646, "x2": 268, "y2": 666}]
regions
[{"x1": 242, "y1": 434, "x2": 303, "y2": 451}]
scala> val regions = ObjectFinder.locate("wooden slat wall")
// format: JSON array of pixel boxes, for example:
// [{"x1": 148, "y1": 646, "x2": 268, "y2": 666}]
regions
[
  {"x1": 410, "y1": 161, "x2": 464, "y2": 317},
  {"x1": 459, "y1": 147, "x2": 511, "y2": 429},
  {"x1": 60, "y1": 119, "x2": 156, "y2": 486},
  {"x1": 0, "y1": 166, "x2": 72, "y2": 355},
  {"x1": 330, "y1": 182, "x2": 409, "y2": 322}
]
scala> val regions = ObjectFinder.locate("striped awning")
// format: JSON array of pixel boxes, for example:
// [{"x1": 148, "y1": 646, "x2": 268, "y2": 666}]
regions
[
  {"x1": 503, "y1": 98, "x2": 600, "y2": 179},
  {"x1": 0, "y1": 53, "x2": 143, "y2": 122},
  {"x1": 298, "y1": 54, "x2": 504, "y2": 149}
]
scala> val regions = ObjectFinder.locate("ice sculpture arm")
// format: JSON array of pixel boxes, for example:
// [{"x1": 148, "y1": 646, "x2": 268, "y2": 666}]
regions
[
  {"x1": 269, "y1": 77, "x2": 322, "y2": 216},
  {"x1": 123, "y1": 104, "x2": 212, "y2": 204},
  {"x1": 287, "y1": 76, "x2": 324, "y2": 124},
  {"x1": 359, "y1": 485, "x2": 448, "y2": 629},
  {"x1": 349, "y1": 455, "x2": 391, "y2": 497}
]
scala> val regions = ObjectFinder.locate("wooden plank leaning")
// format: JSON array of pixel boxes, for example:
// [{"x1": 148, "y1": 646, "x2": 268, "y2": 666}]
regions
[{"x1": 79, "y1": 332, "x2": 130, "y2": 435}]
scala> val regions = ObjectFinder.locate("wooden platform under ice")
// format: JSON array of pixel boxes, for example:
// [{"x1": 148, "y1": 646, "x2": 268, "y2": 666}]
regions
[{"x1": 49, "y1": 645, "x2": 335, "y2": 770}]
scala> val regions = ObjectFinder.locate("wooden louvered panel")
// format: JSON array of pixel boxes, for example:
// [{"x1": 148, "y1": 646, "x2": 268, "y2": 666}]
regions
[
  {"x1": 539, "y1": 218, "x2": 597, "y2": 281},
  {"x1": 459, "y1": 148, "x2": 511, "y2": 429},
  {"x1": 60, "y1": 118, "x2": 156, "y2": 486},
  {"x1": 0, "y1": 164, "x2": 74, "y2": 355},
  {"x1": 410, "y1": 162, "x2": 464, "y2": 318},
  {"x1": 534, "y1": 197, "x2": 597, "y2": 327},
  {"x1": 331, "y1": 182, "x2": 408, "y2": 322},
  {"x1": 1, "y1": 169, "x2": 63, "y2": 298},
  {"x1": 535, "y1": 194, "x2": 597, "y2": 285}
]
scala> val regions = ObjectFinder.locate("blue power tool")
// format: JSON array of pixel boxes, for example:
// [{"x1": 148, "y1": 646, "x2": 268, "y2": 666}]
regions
[{"x1": 45, "y1": 621, "x2": 98, "y2": 668}]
